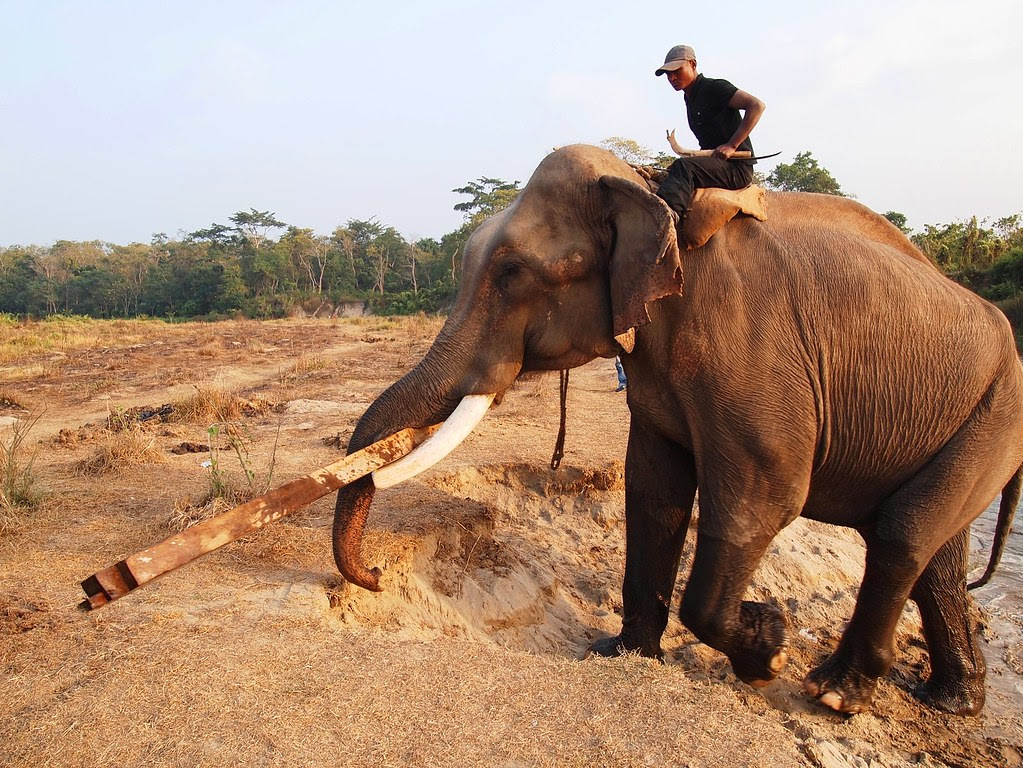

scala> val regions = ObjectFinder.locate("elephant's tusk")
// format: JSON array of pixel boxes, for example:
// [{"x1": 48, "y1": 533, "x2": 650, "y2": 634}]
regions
[{"x1": 372, "y1": 394, "x2": 496, "y2": 488}]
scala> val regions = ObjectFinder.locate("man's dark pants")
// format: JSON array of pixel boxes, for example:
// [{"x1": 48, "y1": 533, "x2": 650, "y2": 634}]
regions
[{"x1": 657, "y1": 156, "x2": 754, "y2": 217}]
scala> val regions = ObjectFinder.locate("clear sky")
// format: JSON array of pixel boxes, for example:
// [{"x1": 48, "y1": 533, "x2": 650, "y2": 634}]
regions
[{"x1": 3, "y1": 0, "x2": 1021, "y2": 247}]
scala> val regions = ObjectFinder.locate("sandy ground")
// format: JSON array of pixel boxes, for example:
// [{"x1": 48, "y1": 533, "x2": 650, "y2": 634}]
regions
[{"x1": 1, "y1": 316, "x2": 1021, "y2": 768}]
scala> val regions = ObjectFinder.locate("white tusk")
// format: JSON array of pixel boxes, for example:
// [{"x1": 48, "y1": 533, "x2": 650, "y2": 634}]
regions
[{"x1": 372, "y1": 394, "x2": 495, "y2": 489}]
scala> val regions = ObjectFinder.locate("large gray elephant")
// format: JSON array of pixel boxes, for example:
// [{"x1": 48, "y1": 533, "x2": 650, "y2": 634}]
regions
[{"x1": 332, "y1": 144, "x2": 1023, "y2": 716}]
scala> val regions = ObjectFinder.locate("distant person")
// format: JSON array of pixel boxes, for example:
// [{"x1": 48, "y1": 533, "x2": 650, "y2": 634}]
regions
[
  {"x1": 614, "y1": 356, "x2": 627, "y2": 392},
  {"x1": 654, "y1": 44, "x2": 765, "y2": 221}
]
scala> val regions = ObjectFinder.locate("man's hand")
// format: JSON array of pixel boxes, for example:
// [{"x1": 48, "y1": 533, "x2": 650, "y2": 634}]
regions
[
  {"x1": 666, "y1": 129, "x2": 685, "y2": 156},
  {"x1": 713, "y1": 143, "x2": 738, "y2": 160}
]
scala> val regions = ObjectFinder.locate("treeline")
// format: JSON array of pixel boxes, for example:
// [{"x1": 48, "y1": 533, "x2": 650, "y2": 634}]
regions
[
  {"x1": 0, "y1": 179, "x2": 518, "y2": 320},
  {"x1": 2, "y1": 147, "x2": 1022, "y2": 332},
  {"x1": 0, "y1": 211, "x2": 473, "y2": 320}
]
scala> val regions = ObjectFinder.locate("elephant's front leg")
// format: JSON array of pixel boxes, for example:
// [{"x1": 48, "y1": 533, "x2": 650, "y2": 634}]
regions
[
  {"x1": 587, "y1": 425, "x2": 696, "y2": 659},
  {"x1": 679, "y1": 510, "x2": 791, "y2": 686}
]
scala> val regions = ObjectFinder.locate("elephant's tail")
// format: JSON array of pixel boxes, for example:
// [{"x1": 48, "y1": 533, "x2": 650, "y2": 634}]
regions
[{"x1": 968, "y1": 463, "x2": 1022, "y2": 590}]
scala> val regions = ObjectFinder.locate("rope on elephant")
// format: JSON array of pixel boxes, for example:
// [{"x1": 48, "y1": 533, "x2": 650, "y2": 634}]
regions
[{"x1": 550, "y1": 369, "x2": 569, "y2": 470}]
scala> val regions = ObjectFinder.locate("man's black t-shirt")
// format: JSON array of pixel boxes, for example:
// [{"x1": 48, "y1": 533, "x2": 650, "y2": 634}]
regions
[{"x1": 684, "y1": 73, "x2": 755, "y2": 164}]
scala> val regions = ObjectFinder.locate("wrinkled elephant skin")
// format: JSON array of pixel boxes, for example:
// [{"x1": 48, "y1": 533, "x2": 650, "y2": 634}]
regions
[{"x1": 334, "y1": 145, "x2": 1023, "y2": 716}]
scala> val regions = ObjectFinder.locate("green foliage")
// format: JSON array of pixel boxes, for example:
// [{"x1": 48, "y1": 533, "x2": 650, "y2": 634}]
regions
[
  {"x1": 959, "y1": 246, "x2": 1023, "y2": 301},
  {"x1": 452, "y1": 178, "x2": 520, "y2": 228},
  {"x1": 3, "y1": 153, "x2": 1021, "y2": 328},
  {"x1": 764, "y1": 151, "x2": 847, "y2": 196},
  {"x1": 912, "y1": 217, "x2": 1010, "y2": 274},
  {"x1": 884, "y1": 211, "x2": 912, "y2": 235},
  {"x1": 600, "y1": 136, "x2": 656, "y2": 165}
]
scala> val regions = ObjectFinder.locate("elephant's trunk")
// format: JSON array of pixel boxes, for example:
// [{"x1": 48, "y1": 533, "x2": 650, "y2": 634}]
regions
[
  {"x1": 331, "y1": 336, "x2": 498, "y2": 591},
  {"x1": 333, "y1": 475, "x2": 382, "y2": 591}
]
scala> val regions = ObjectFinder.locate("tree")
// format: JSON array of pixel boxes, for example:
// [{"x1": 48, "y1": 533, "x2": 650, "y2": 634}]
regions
[
  {"x1": 281, "y1": 226, "x2": 331, "y2": 294},
  {"x1": 0, "y1": 246, "x2": 43, "y2": 314},
  {"x1": 188, "y1": 223, "x2": 236, "y2": 248},
  {"x1": 229, "y1": 209, "x2": 286, "y2": 250},
  {"x1": 884, "y1": 211, "x2": 912, "y2": 235},
  {"x1": 329, "y1": 225, "x2": 360, "y2": 295},
  {"x1": 452, "y1": 178, "x2": 520, "y2": 226},
  {"x1": 367, "y1": 226, "x2": 406, "y2": 295},
  {"x1": 912, "y1": 217, "x2": 1006, "y2": 274},
  {"x1": 600, "y1": 136, "x2": 655, "y2": 166},
  {"x1": 333, "y1": 218, "x2": 385, "y2": 294},
  {"x1": 764, "y1": 151, "x2": 847, "y2": 196}
]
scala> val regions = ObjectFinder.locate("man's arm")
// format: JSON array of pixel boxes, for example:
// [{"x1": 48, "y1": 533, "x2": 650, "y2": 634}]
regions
[{"x1": 714, "y1": 89, "x2": 765, "y2": 159}]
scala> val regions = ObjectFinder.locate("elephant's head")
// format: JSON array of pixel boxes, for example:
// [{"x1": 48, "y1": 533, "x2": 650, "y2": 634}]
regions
[{"x1": 334, "y1": 144, "x2": 683, "y2": 590}]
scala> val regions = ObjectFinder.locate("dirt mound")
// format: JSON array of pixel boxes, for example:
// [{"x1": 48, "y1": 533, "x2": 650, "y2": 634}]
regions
[{"x1": 324, "y1": 462, "x2": 627, "y2": 655}]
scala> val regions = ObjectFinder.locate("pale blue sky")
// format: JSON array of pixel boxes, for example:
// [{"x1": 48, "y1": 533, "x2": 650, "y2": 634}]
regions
[{"x1": 2, "y1": 0, "x2": 1021, "y2": 246}]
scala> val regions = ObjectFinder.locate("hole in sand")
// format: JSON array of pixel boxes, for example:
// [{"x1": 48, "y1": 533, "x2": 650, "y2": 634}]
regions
[{"x1": 324, "y1": 462, "x2": 627, "y2": 656}]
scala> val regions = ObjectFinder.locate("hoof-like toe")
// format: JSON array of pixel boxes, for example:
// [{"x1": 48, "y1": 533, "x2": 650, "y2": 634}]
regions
[
  {"x1": 915, "y1": 680, "x2": 985, "y2": 716},
  {"x1": 731, "y1": 601, "x2": 789, "y2": 684},
  {"x1": 803, "y1": 678, "x2": 866, "y2": 715},
  {"x1": 819, "y1": 691, "x2": 844, "y2": 712},
  {"x1": 770, "y1": 650, "x2": 788, "y2": 674},
  {"x1": 583, "y1": 635, "x2": 662, "y2": 661},
  {"x1": 583, "y1": 636, "x2": 626, "y2": 660}
]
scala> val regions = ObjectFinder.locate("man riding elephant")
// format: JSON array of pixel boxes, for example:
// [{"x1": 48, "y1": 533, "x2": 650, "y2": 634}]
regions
[{"x1": 654, "y1": 44, "x2": 766, "y2": 221}]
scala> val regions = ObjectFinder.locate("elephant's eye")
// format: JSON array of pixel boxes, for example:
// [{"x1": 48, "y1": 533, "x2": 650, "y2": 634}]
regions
[{"x1": 496, "y1": 262, "x2": 524, "y2": 293}]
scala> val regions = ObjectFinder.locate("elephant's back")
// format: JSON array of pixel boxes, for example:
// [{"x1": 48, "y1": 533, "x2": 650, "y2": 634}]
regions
[{"x1": 760, "y1": 190, "x2": 931, "y2": 267}]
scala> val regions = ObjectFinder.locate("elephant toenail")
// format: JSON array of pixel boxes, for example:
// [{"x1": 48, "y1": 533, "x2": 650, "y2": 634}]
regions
[
  {"x1": 770, "y1": 650, "x2": 788, "y2": 673},
  {"x1": 820, "y1": 691, "x2": 844, "y2": 711}
]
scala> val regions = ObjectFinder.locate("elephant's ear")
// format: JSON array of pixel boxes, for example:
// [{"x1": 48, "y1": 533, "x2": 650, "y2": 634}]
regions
[{"x1": 599, "y1": 175, "x2": 684, "y2": 353}]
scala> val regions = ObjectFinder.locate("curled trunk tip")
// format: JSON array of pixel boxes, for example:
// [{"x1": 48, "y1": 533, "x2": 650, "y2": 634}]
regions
[{"x1": 332, "y1": 476, "x2": 383, "y2": 592}]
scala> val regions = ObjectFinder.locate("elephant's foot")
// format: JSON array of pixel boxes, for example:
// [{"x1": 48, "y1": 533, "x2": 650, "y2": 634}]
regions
[
  {"x1": 726, "y1": 601, "x2": 789, "y2": 687},
  {"x1": 583, "y1": 634, "x2": 664, "y2": 661},
  {"x1": 915, "y1": 674, "x2": 986, "y2": 716},
  {"x1": 804, "y1": 654, "x2": 878, "y2": 715}
]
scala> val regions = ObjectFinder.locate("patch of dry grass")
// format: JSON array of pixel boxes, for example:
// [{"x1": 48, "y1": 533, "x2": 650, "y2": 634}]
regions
[
  {"x1": 1, "y1": 411, "x2": 44, "y2": 534},
  {"x1": 170, "y1": 386, "x2": 276, "y2": 424},
  {"x1": 0, "y1": 315, "x2": 161, "y2": 365},
  {"x1": 279, "y1": 353, "x2": 332, "y2": 384},
  {"x1": 73, "y1": 423, "x2": 165, "y2": 476},
  {"x1": 0, "y1": 389, "x2": 31, "y2": 410},
  {"x1": 167, "y1": 493, "x2": 239, "y2": 531},
  {"x1": 167, "y1": 420, "x2": 281, "y2": 531}
]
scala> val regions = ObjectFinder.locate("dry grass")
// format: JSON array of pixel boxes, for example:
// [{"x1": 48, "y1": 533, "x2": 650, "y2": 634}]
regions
[
  {"x1": 167, "y1": 493, "x2": 239, "y2": 531},
  {"x1": 73, "y1": 423, "x2": 165, "y2": 476},
  {"x1": 166, "y1": 420, "x2": 281, "y2": 531},
  {"x1": 1, "y1": 411, "x2": 44, "y2": 534},
  {"x1": 0, "y1": 389, "x2": 31, "y2": 410},
  {"x1": 0, "y1": 315, "x2": 159, "y2": 365},
  {"x1": 279, "y1": 353, "x2": 332, "y2": 384},
  {"x1": 170, "y1": 386, "x2": 275, "y2": 425}
]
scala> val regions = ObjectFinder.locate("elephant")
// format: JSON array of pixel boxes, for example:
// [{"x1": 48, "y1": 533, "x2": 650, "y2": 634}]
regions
[{"x1": 332, "y1": 144, "x2": 1023, "y2": 717}]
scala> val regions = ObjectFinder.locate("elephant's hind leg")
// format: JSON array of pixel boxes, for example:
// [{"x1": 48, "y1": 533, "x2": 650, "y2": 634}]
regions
[
  {"x1": 806, "y1": 379, "x2": 1021, "y2": 715},
  {"x1": 802, "y1": 534, "x2": 918, "y2": 714},
  {"x1": 911, "y1": 528, "x2": 986, "y2": 715}
]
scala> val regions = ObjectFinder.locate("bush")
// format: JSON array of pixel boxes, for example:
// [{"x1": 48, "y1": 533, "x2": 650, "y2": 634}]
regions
[{"x1": 1, "y1": 413, "x2": 44, "y2": 533}]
